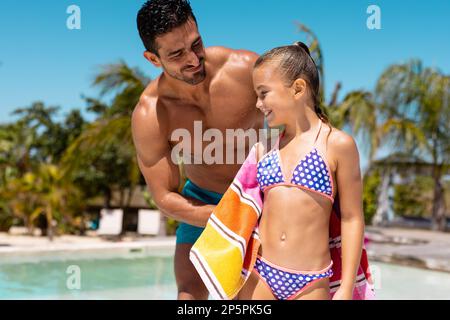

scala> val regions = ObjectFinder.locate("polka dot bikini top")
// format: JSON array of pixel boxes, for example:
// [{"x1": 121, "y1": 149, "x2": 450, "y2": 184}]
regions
[{"x1": 256, "y1": 121, "x2": 334, "y2": 204}]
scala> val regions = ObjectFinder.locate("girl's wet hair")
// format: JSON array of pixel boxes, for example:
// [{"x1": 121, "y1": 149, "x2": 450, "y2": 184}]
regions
[{"x1": 254, "y1": 42, "x2": 330, "y2": 126}]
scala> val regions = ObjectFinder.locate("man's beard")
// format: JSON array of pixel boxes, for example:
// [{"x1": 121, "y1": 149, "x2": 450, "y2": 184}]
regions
[{"x1": 167, "y1": 60, "x2": 206, "y2": 85}]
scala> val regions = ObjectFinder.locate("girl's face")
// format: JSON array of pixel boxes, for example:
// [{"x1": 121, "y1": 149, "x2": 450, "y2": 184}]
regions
[{"x1": 252, "y1": 62, "x2": 298, "y2": 127}]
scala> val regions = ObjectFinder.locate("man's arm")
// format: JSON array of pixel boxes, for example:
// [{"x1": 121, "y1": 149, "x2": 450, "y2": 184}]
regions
[{"x1": 132, "y1": 98, "x2": 215, "y2": 227}]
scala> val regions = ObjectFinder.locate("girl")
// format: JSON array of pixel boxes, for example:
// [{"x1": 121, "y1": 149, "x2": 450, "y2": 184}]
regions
[{"x1": 238, "y1": 42, "x2": 366, "y2": 300}]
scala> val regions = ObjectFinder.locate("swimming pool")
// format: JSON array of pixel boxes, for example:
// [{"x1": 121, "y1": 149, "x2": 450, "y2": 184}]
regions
[{"x1": 1, "y1": 247, "x2": 449, "y2": 299}]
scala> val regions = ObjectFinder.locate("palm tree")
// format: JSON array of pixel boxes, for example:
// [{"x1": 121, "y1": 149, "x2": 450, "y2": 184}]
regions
[
  {"x1": 0, "y1": 172, "x2": 41, "y2": 233},
  {"x1": 1, "y1": 122, "x2": 36, "y2": 231},
  {"x1": 11, "y1": 102, "x2": 66, "y2": 163},
  {"x1": 296, "y1": 23, "x2": 379, "y2": 163},
  {"x1": 34, "y1": 164, "x2": 85, "y2": 240},
  {"x1": 375, "y1": 60, "x2": 450, "y2": 231},
  {"x1": 335, "y1": 91, "x2": 379, "y2": 162},
  {"x1": 1, "y1": 164, "x2": 84, "y2": 240},
  {"x1": 62, "y1": 61, "x2": 150, "y2": 209},
  {"x1": 0, "y1": 121, "x2": 36, "y2": 177},
  {"x1": 296, "y1": 24, "x2": 449, "y2": 230},
  {"x1": 295, "y1": 22, "x2": 325, "y2": 99},
  {"x1": 0, "y1": 103, "x2": 88, "y2": 236}
]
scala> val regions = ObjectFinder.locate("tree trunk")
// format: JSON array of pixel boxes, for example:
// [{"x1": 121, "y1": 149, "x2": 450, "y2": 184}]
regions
[
  {"x1": 329, "y1": 82, "x2": 342, "y2": 106},
  {"x1": 119, "y1": 189, "x2": 125, "y2": 208},
  {"x1": 104, "y1": 188, "x2": 112, "y2": 209},
  {"x1": 431, "y1": 167, "x2": 447, "y2": 232},
  {"x1": 372, "y1": 170, "x2": 392, "y2": 227},
  {"x1": 23, "y1": 216, "x2": 31, "y2": 235},
  {"x1": 46, "y1": 206, "x2": 53, "y2": 242},
  {"x1": 125, "y1": 187, "x2": 135, "y2": 209}
]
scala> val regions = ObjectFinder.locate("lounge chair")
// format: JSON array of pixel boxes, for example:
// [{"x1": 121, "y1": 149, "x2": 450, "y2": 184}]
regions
[
  {"x1": 97, "y1": 208, "x2": 123, "y2": 236},
  {"x1": 137, "y1": 209, "x2": 161, "y2": 236}
]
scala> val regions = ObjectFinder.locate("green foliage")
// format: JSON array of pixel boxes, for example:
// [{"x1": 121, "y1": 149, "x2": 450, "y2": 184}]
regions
[
  {"x1": 142, "y1": 190, "x2": 159, "y2": 210},
  {"x1": 0, "y1": 202, "x2": 14, "y2": 232},
  {"x1": 0, "y1": 163, "x2": 86, "y2": 237},
  {"x1": 2, "y1": 39, "x2": 448, "y2": 236},
  {"x1": 393, "y1": 176, "x2": 434, "y2": 218},
  {"x1": 61, "y1": 61, "x2": 148, "y2": 208},
  {"x1": 11, "y1": 102, "x2": 77, "y2": 163},
  {"x1": 142, "y1": 189, "x2": 179, "y2": 235},
  {"x1": 166, "y1": 218, "x2": 179, "y2": 236},
  {"x1": 363, "y1": 170, "x2": 381, "y2": 225},
  {"x1": 0, "y1": 61, "x2": 151, "y2": 237}
]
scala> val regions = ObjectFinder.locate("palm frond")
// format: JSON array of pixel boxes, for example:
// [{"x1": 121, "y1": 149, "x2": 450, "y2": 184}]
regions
[{"x1": 93, "y1": 60, "x2": 150, "y2": 96}]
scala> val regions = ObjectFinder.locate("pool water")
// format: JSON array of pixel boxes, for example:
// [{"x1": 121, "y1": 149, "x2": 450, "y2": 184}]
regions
[
  {"x1": 1, "y1": 249, "x2": 449, "y2": 299},
  {"x1": 0, "y1": 249, "x2": 177, "y2": 300}
]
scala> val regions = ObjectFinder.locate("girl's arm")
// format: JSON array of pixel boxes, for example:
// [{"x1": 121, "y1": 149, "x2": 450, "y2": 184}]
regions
[{"x1": 332, "y1": 132, "x2": 365, "y2": 299}]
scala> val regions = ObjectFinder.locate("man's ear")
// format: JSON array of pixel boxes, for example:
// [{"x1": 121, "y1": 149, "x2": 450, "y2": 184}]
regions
[
  {"x1": 144, "y1": 51, "x2": 162, "y2": 67},
  {"x1": 292, "y1": 78, "x2": 307, "y2": 99}
]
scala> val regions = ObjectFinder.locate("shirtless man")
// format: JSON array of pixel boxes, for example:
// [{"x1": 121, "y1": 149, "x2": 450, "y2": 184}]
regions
[{"x1": 132, "y1": 0, "x2": 263, "y2": 299}]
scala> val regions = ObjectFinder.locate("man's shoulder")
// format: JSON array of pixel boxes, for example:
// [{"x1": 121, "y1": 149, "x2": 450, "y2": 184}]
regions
[
  {"x1": 207, "y1": 46, "x2": 259, "y2": 62},
  {"x1": 207, "y1": 46, "x2": 259, "y2": 75},
  {"x1": 131, "y1": 79, "x2": 170, "y2": 165},
  {"x1": 133, "y1": 88, "x2": 157, "y2": 122},
  {"x1": 132, "y1": 78, "x2": 168, "y2": 133}
]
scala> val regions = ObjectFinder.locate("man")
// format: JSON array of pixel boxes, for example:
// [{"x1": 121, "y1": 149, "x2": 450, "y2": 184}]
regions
[{"x1": 132, "y1": 0, "x2": 264, "y2": 299}]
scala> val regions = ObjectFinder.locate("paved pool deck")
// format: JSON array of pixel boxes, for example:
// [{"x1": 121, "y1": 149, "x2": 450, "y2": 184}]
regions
[
  {"x1": 365, "y1": 226, "x2": 450, "y2": 273},
  {"x1": 0, "y1": 233, "x2": 176, "y2": 258},
  {"x1": 1, "y1": 227, "x2": 449, "y2": 273}
]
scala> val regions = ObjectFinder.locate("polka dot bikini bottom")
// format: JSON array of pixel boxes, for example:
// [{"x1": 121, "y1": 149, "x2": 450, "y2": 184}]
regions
[{"x1": 253, "y1": 255, "x2": 333, "y2": 300}]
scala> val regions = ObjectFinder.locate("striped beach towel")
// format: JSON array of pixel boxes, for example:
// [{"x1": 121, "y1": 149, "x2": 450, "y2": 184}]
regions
[{"x1": 189, "y1": 145, "x2": 375, "y2": 300}]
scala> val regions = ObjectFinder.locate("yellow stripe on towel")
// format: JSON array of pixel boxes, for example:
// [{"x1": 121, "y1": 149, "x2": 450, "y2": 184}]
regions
[{"x1": 193, "y1": 224, "x2": 245, "y2": 296}]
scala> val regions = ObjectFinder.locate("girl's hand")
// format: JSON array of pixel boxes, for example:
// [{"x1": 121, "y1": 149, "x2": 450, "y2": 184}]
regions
[{"x1": 332, "y1": 287, "x2": 353, "y2": 300}]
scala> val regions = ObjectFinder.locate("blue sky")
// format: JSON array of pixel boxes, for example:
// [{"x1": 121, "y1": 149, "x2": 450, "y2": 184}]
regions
[{"x1": 1, "y1": 0, "x2": 449, "y2": 168}]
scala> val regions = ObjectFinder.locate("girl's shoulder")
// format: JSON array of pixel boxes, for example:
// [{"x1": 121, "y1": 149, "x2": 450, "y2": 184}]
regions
[
  {"x1": 325, "y1": 127, "x2": 360, "y2": 165},
  {"x1": 327, "y1": 127, "x2": 358, "y2": 151}
]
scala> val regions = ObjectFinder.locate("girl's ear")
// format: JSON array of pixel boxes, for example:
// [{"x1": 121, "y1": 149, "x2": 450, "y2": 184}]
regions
[{"x1": 292, "y1": 78, "x2": 307, "y2": 99}]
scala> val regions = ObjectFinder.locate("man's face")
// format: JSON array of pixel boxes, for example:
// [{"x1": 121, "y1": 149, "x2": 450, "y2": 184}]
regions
[{"x1": 154, "y1": 18, "x2": 206, "y2": 85}]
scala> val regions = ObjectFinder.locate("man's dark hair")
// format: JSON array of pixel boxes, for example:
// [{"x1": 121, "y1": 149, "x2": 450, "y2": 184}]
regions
[{"x1": 137, "y1": 0, "x2": 197, "y2": 55}]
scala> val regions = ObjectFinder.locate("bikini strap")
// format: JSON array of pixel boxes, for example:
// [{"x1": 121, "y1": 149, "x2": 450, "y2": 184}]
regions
[
  {"x1": 312, "y1": 120, "x2": 323, "y2": 147},
  {"x1": 257, "y1": 129, "x2": 284, "y2": 161},
  {"x1": 273, "y1": 121, "x2": 322, "y2": 151},
  {"x1": 272, "y1": 129, "x2": 285, "y2": 151}
]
